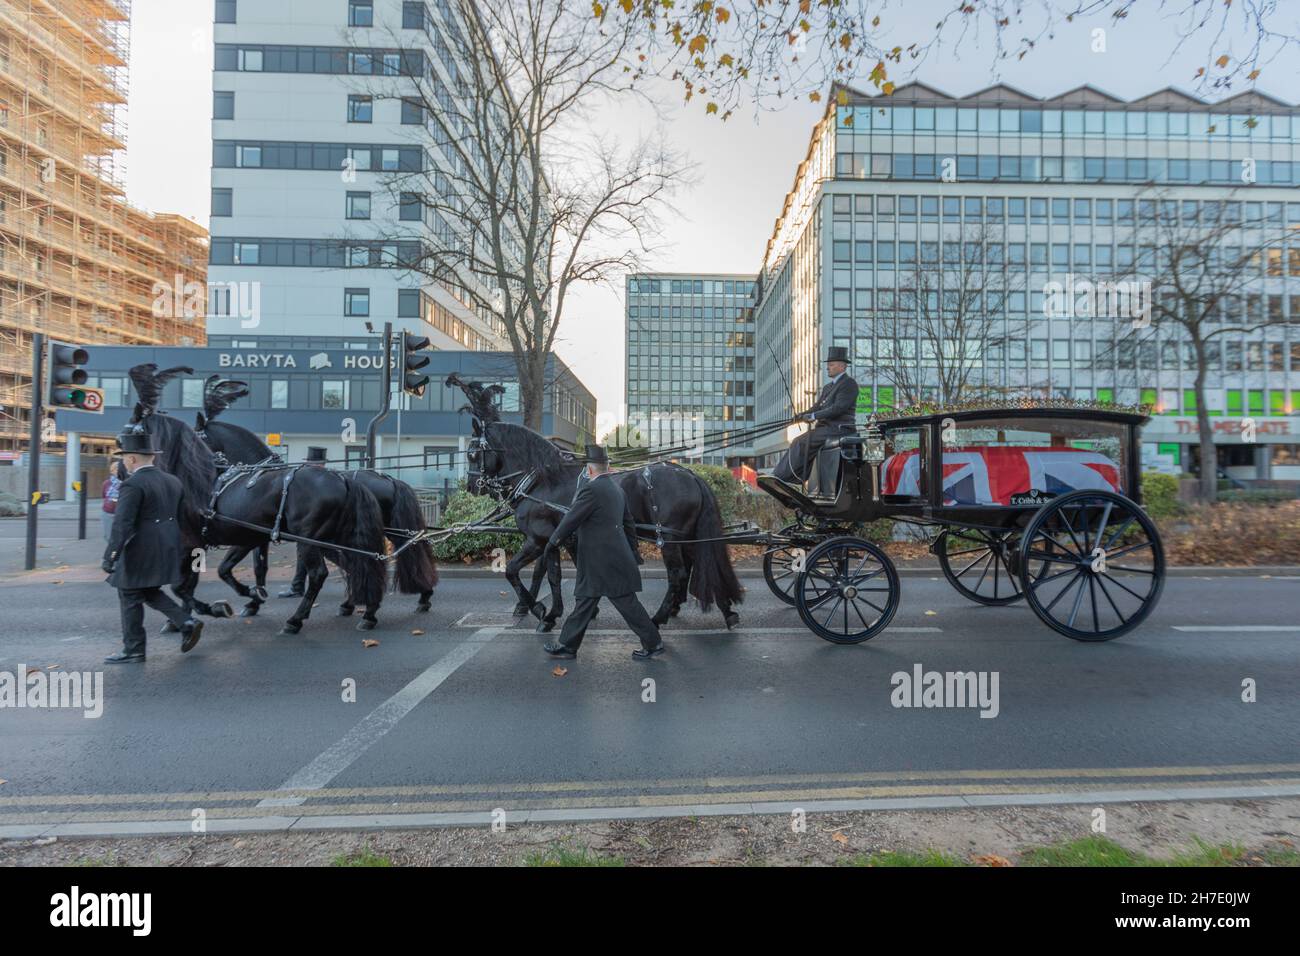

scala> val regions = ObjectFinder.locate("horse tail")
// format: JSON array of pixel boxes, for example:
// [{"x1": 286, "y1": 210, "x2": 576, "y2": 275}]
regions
[
  {"x1": 388, "y1": 479, "x2": 439, "y2": 594},
  {"x1": 334, "y1": 477, "x2": 388, "y2": 610},
  {"x1": 685, "y1": 472, "x2": 744, "y2": 611}
]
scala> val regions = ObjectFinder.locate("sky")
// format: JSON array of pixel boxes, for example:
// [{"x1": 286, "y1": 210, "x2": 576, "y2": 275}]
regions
[{"x1": 123, "y1": 1, "x2": 1299, "y2": 430}]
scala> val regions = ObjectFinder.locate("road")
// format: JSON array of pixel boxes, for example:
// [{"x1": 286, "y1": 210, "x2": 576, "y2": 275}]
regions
[{"x1": 1, "y1": 550, "x2": 1298, "y2": 836}]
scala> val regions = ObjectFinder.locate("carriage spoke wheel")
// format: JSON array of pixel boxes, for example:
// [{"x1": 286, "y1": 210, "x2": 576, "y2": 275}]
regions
[
  {"x1": 763, "y1": 529, "x2": 815, "y2": 606},
  {"x1": 795, "y1": 536, "x2": 900, "y2": 644},
  {"x1": 1018, "y1": 490, "x2": 1165, "y2": 642},
  {"x1": 937, "y1": 528, "x2": 1025, "y2": 606}
]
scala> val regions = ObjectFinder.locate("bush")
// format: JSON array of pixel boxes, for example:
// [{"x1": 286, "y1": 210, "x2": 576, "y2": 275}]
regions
[
  {"x1": 428, "y1": 490, "x2": 523, "y2": 562},
  {"x1": 1162, "y1": 501, "x2": 1300, "y2": 565},
  {"x1": 1140, "y1": 472, "x2": 1182, "y2": 520},
  {"x1": 685, "y1": 464, "x2": 744, "y2": 524},
  {"x1": 0, "y1": 492, "x2": 23, "y2": 517}
]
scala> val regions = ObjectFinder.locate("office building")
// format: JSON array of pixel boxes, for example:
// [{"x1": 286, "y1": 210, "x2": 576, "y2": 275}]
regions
[
  {"x1": 624, "y1": 272, "x2": 757, "y2": 465},
  {"x1": 751, "y1": 81, "x2": 1300, "y2": 480}
]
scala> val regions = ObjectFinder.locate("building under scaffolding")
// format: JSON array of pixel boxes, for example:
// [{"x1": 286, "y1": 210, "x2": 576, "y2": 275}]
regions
[{"x1": 0, "y1": 0, "x2": 207, "y2": 455}]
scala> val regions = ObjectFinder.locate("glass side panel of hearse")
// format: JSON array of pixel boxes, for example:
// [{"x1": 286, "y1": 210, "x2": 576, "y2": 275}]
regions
[
  {"x1": 879, "y1": 425, "x2": 930, "y2": 502},
  {"x1": 933, "y1": 417, "x2": 1127, "y2": 507}
]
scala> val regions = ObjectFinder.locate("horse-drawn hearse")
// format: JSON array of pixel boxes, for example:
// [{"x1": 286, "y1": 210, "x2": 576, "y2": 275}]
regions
[{"x1": 754, "y1": 399, "x2": 1165, "y2": 645}]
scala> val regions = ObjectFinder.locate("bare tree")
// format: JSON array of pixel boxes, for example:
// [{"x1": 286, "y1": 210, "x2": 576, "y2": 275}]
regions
[
  {"x1": 362, "y1": 0, "x2": 688, "y2": 430},
  {"x1": 1107, "y1": 189, "x2": 1295, "y2": 501},
  {"x1": 871, "y1": 221, "x2": 1029, "y2": 408},
  {"x1": 597, "y1": 0, "x2": 1299, "y2": 117}
]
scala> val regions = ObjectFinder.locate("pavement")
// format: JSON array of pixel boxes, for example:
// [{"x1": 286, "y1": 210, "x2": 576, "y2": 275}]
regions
[{"x1": 0, "y1": 537, "x2": 1298, "y2": 839}]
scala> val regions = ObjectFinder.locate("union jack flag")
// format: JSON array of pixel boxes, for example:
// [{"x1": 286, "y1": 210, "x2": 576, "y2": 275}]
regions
[{"x1": 882, "y1": 446, "x2": 1122, "y2": 505}]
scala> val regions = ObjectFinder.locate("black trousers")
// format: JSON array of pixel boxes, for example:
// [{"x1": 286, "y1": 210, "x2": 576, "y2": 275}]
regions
[
  {"x1": 118, "y1": 587, "x2": 190, "y2": 656},
  {"x1": 559, "y1": 594, "x2": 661, "y2": 653},
  {"x1": 773, "y1": 426, "x2": 851, "y2": 483}
]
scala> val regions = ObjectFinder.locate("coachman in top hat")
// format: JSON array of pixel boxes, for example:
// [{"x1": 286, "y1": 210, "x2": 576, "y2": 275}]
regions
[
  {"x1": 102, "y1": 427, "x2": 204, "y2": 663},
  {"x1": 773, "y1": 345, "x2": 860, "y2": 484}
]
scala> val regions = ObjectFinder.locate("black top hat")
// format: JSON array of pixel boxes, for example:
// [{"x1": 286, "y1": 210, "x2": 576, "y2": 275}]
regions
[
  {"x1": 825, "y1": 346, "x2": 850, "y2": 364},
  {"x1": 305, "y1": 446, "x2": 328, "y2": 463},
  {"x1": 116, "y1": 427, "x2": 162, "y2": 456},
  {"x1": 585, "y1": 444, "x2": 609, "y2": 466}
]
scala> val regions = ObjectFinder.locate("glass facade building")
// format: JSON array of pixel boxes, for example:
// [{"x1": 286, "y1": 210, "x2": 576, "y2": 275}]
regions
[
  {"x1": 752, "y1": 83, "x2": 1300, "y2": 481},
  {"x1": 625, "y1": 273, "x2": 757, "y2": 465}
]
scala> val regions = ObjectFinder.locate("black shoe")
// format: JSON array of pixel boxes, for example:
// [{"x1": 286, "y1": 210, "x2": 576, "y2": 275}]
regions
[
  {"x1": 632, "y1": 644, "x2": 666, "y2": 660},
  {"x1": 104, "y1": 651, "x2": 145, "y2": 664},
  {"x1": 542, "y1": 641, "x2": 576, "y2": 659},
  {"x1": 180, "y1": 619, "x2": 204, "y2": 654},
  {"x1": 279, "y1": 587, "x2": 304, "y2": 599}
]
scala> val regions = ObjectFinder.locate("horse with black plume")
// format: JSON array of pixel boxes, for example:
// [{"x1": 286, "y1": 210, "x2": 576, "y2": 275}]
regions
[
  {"x1": 125, "y1": 364, "x2": 390, "y2": 634},
  {"x1": 449, "y1": 375, "x2": 742, "y2": 631},
  {"x1": 196, "y1": 375, "x2": 438, "y2": 616}
]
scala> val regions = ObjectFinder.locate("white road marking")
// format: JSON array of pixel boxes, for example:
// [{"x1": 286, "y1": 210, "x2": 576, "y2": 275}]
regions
[
  {"x1": 1171, "y1": 625, "x2": 1300, "y2": 632},
  {"x1": 257, "y1": 627, "x2": 502, "y2": 808}
]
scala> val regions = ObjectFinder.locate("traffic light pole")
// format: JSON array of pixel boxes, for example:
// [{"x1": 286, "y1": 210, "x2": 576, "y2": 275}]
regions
[
  {"x1": 25, "y1": 333, "x2": 44, "y2": 571},
  {"x1": 364, "y1": 321, "x2": 393, "y2": 470}
]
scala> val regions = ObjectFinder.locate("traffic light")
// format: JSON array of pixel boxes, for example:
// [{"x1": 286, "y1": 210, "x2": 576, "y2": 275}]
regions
[
  {"x1": 400, "y1": 330, "x2": 431, "y2": 397},
  {"x1": 47, "y1": 341, "x2": 103, "y2": 413}
]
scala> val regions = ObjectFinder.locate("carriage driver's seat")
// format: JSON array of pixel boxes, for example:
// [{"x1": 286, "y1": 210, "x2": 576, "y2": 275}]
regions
[{"x1": 806, "y1": 432, "x2": 862, "y2": 500}]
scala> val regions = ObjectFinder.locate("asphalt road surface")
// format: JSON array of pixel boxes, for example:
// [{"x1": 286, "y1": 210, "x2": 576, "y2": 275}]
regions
[{"x1": 1, "y1": 553, "x2": 1298, "y2": 836}]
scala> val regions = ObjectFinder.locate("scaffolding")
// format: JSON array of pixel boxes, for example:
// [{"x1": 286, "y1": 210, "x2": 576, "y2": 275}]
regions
[{"x1": 0, "y1": 0, "x2": 208, "y2": 453}]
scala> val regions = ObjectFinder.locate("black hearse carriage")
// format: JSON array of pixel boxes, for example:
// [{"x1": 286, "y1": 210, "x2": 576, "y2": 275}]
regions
[{"x1": 756, "y1": 399, "x2": 1165, "y2": 645}]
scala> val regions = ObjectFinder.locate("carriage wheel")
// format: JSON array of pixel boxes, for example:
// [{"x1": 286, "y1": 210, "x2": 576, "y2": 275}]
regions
[
  {"x1": 1017, "y1": 490, "x2": 1164, "y2": 642},
  {"x1": 763, "y1": 530, "x2": 812, "y2": 606},
  {"x1": 795, "y1": 536, "x2": 900, "y2": 644},
  {"x1": 937, "y1": 528, "x2": 1025, "y2": 606}
]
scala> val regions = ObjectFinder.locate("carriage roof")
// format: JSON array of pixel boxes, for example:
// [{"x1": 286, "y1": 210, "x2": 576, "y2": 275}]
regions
[{"x1": 870, "y1": 397, "x2": 1150, "y2": 431}]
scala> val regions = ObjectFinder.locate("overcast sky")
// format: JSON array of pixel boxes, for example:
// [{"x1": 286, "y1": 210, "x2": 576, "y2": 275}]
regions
[{"x1": 123, "y1": 1, "x2": 1298, "y2": 430}]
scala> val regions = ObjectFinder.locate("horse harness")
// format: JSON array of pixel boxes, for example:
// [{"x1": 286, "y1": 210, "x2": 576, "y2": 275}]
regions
[{"x1": 202, "y1": 456, "x2": 318, "y2": 546}]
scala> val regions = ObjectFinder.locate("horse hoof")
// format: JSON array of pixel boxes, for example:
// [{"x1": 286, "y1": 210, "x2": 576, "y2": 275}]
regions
[
  {"x1": 160, "y1": 621, "x2": 179, "y2": 634},
  {"x1": 724, "y1": 612, "x2": 740, "y2": 630},
  {"x1": 279, "y1": 622, "x2": 301, "y2": 636},
  {"x1": 416, "y1": 603, "x2": 431, "y2": 613},
  {"x1": 535, "y1": 618, "x2": 555, "y2": 634},
  {"x1": 357, "y1": 619, "x2": 377, "y2": 631},
  {"x1": 240, "y1": 604, "x2": 260, "y2": 618},
  {"x1": 337, "y1": 606, "x2": 355, "y2": 617},
  {"x1": 252, "y1": 586, "x2": 269, "y2": 602},
  {"x1": 211, "y1": 601, "x2": 235, "y2": 619},
  {"x1": 512, "y1": 604, "x2": 530, "y2": 617},
  {"x1": 529, "y1": 603, "x2": 547, "y2": 622}
]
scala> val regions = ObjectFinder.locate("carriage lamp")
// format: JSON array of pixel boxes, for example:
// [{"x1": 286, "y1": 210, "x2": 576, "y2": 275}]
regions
[{"x1": 863, "y1": 415, "x2": 886, "y2": 464}]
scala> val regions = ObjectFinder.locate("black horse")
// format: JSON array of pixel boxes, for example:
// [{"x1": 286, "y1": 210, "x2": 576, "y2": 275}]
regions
[
  {"x1": 195, "y1": 377, "x2": 439, "y2": 617},
  {"x1": 125, "y1": 364, "x2": 390, "y2": 634},
  {"x1": 462, "y1": 411, "x2": 743, "y2": 631}
]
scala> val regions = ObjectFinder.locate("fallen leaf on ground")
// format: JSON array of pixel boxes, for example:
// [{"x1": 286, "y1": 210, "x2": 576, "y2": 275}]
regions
[
  {"x1": 362, "y1": 639, "x2": 380, "y2": 648},
  {"x1": 831, "y1": 832, "x2": 849, "y2": 844},
  {"x1": 551, "y1": 666, "x2": 568, "y2": 677},
  {"x1": 410, "y1": 629, "x2": 425, "y2": 636},
  {"x1": 924, "y1": 610, "x2": 937, "y2": 616},
  {"x1": 973, "y1": 854, "x2": 1012, "y2": 867},
  {"x1": 46, "y1": 664, "x2": 61, "y2": 670}
]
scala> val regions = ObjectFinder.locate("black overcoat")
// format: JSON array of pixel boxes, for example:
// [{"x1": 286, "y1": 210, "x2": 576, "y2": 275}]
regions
[
  {"x1": 546, "y1": 474, "x2": 642, "y2": 598},
  {"x1": 103, "y1": 466, "x2": 185, "y2": 590}
]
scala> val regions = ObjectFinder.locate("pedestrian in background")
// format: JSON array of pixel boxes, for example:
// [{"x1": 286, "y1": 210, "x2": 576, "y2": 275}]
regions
[{"x1": 100, "y1": 459, "x2": 124, "y2": 542}]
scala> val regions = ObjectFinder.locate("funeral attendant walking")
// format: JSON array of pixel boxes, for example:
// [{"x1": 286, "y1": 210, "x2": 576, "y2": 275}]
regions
[
  {"x1": 542, "y1": 445, "x2": 664, "y2": 660},
  {"x1": 102, "y1": 429, "x2": 204, "y2": 663}
]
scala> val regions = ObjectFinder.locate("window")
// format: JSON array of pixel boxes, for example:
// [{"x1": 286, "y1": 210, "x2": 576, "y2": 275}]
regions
[
  {"x1": 403, "y1": 2, "x2": 428, "y2": 29},
  {"x1": 344, "y1": 288, "x2": 370, "y2": 317},
  {"x1": 399, "y1": 192, "x2": 421, "y2": 221},
  {"x1": 347, "y1": 95, "x2": 373, "y2": 122},
  {"x1": 401, "y1": 98, "x2": 423, "y2": 124},
  {"x1": 215, "y1": 0, "x2": 236, "y2": 23},
  {"x1": 211, "y1": 188, "x2": 232, "y2": 217},
  {"x1": 322, "y1": 381, "x2": 349, "y2": 410},
  {"x1": 398, "y1": 289, "x2": 421, "y2": 318},
  {"x1": 348, "y1": 1, "x2": 374, "y2": 27},
  {"x1": 239, "y1": 48, "x2": 262, "y2": 71},
  {"x1": 346, "y1": 191, "x2": 371, "y2": 219},
  {"x1": 213, "y1": 91, "x2": 234, "y2": 119},
  {"x1": 181, "y1": 379, "x2": 204, "y2": 408},
  {"x1": 271, "y1": 380, "x2": 288, "y2": 409}
]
